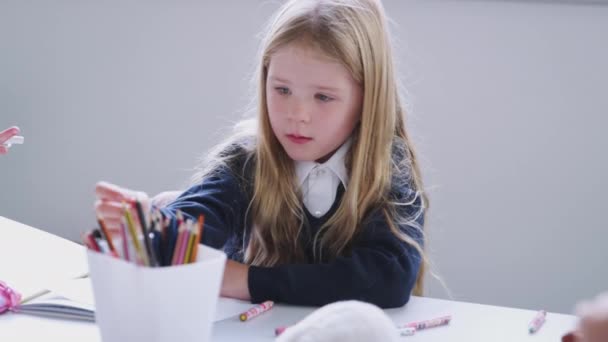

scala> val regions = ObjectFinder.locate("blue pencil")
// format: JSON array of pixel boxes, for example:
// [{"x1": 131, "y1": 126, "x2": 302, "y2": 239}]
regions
[{"x1": 164, "y1": 217, "x2": 178, "y2": 266}]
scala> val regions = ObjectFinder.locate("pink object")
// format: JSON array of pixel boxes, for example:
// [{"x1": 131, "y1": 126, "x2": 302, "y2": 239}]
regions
[
  {"x1": 402, "y1": 315, "x2": 451, "y2": 330},
  {"x1": 170, "y1": 221, "x2": 185, "y2": 265},
  {"x1": 0, "y1": 281, "x2": 22, "y2": 314},
  {"x1": 275, "y1": 326, "x2": 289, "y2": 336},
  {"x1": 240, "y1": 301, "x2": 274, "y2": 321},
  {"x1": 528, "y1": 310, "x2": 547, "y2": 334},
  {"x1": 177, "y1": 222, "x2": 191, "y2": 265},
  {"x1": 120, "y1": 221, "x2": 130, "y2": 262}
]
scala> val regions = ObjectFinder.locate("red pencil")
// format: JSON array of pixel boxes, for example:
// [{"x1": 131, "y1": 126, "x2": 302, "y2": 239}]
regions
[
  {"x1": 83, "y1": 231, "x2": 101, "y2": 252},
  {"x1": 120, "y1": 220, "x2": 130, "y2": 262},
  {"x1": 97, "y1": 217, "x2": 118, "y2": 257}
]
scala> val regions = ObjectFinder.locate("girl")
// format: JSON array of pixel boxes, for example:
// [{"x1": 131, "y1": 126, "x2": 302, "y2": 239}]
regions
[{"x1": 95, "y1": 0, "x2": 428, "y2": 309}]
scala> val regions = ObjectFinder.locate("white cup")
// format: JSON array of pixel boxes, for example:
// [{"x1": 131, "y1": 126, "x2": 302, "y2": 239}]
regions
[{"x1": 87, "y1": 244, "x2": 226, "y2": 342}]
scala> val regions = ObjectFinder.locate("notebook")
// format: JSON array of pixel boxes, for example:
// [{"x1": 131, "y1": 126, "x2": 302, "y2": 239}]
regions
[
  {"x1": 16, "y1": 297, "x2": 95, "y2": 322},
  {"x1": 15, "y1": 277, "x2": 255, "y2": 323}
]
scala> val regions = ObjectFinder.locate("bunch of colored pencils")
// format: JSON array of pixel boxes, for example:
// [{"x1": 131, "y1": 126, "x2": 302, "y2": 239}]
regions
[{"x1": 83, "y1": 201, "x2": 204, "y2": 267}]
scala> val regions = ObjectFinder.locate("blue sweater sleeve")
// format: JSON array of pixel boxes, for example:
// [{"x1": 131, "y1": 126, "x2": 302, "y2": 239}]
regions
[
  {"x1": 248, "y1": 192, "x2": 425, "y2": 309},
  {"x1": 159, "y1": 167, "x2": 248, "y2": 249}
]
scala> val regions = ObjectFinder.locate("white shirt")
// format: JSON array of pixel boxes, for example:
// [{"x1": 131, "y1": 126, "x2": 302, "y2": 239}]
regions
[{"x1": 295, "y1": 138, "x2": 352, "y2": 218}]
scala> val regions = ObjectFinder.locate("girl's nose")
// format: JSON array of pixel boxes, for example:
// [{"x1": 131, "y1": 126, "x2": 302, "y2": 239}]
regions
[{"x1": 288, "y1": 100, "x2": 311, "y2": 123}]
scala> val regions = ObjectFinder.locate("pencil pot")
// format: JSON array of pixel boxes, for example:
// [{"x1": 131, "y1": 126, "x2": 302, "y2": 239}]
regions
[{"x1": 87, "y1": 244, "x2": 226, "y2": 342}]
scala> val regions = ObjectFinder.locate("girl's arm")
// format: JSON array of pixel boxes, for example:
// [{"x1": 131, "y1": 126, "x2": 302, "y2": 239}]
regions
[
  {"x1": 159, "y1": 166, "x2": 248, "y2": 252},
  {"x1": 159, "y1": 167, "x2": 254, "y2": 300},
  {"x1": 247, "y1": 193, "x2": 424, "y2": 309}
]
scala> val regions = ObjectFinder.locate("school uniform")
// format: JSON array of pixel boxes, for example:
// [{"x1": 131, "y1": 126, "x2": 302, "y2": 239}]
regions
[{"x1": 161, "y1": 139, "x2": 424, "y2": 308}]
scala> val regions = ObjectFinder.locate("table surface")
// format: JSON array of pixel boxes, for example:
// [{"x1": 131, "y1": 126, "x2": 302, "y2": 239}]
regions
[{"x1": 0, "y1": 216, "x2": 577, "y2": 341}]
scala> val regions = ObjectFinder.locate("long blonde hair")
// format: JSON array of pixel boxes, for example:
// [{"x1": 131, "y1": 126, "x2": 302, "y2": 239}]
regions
[{"x1": 196, "y1": 0, "x2": 429, "y2": 296}]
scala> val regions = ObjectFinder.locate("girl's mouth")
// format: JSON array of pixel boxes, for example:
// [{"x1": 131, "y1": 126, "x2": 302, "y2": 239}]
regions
[{"x1": 286, "y1": 134, "x2": 313, "y2": 144}]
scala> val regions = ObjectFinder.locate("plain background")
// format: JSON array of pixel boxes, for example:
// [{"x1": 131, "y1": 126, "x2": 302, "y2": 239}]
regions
[{"x1": 1, "y1": 0, "x2": 606, "y2": 314}]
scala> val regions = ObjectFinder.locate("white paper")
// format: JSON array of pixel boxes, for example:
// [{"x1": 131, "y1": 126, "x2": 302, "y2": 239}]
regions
[
  {"x1": 87, "y1": 244, "x2": 226, "y2": 342},
  {"x1": 47, "y1": 278, "x2": 95, "y2": 306},
  {"x1": 0, "y1": 216, "x2": 88, "y2": 300}
]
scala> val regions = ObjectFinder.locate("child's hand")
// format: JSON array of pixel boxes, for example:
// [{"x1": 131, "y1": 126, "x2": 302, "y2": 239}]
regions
[
  {"x1": 94, "y1": 181, "x2": 150, "y2": 235},
  {"x1": 575, "y1": 292, "x2": 608, "y2": 342},
  {"x1": 0, "y1": 126, "x2": 20, "y2": 155},
  {"x1": 220, "y1": 260, "x2": 251, "y2": 301}
]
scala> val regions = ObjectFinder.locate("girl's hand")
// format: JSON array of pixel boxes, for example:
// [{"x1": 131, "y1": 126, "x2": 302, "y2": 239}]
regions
[
  {"x1": 576, "y1": 292, "x2": 608, "y2": 342},
  {"x1": 94, "y1": 181, "x2": 150, "y2": 235},
  {"x1": 220, "y1": 259, "x2": 251, "y2": 301},
  {"x1": 0, "y1": 126, "x2": 20, "y2": 155}
]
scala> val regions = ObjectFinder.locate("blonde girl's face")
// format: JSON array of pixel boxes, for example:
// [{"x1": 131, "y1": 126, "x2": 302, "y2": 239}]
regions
[{"x1": 266, "y1": 43, "x2": 363, "y2": 162}]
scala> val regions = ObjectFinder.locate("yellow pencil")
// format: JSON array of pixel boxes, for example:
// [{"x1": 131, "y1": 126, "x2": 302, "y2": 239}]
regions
[
  {"x1": 190, "y1": 215, "x2": 205, "y2": 263},
  {"x1": 184, "y1": 221, "x2": 196, "y2": 264},
  {"x1": 124, "y1": 202, "x2": 149, "y2": 266}
]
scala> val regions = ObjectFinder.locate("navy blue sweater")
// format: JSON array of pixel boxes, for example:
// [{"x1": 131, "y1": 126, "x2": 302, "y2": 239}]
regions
[{"x1": 161, "y1": 147, "x2": 424, "y2": 309}]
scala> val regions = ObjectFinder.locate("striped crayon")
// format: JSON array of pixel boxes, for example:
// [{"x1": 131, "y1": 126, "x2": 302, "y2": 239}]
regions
[
  {"x1": 240, "y1": 301, "x2": 274, "y2": 322},
  {"x1": 528, "y1": 310, "x2": 547, "y2": 334},
  {"x1": 402, "y1": 315, "x2": 451, "y2": 330}
]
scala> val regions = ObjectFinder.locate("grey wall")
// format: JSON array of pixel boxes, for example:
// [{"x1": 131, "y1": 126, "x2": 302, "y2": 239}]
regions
[{"x1": 1, "y1": 0, "x2": 606, "y2": 314}]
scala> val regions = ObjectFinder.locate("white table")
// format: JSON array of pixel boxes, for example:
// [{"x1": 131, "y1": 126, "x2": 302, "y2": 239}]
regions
[{"x1": 0, "y1": 216, "x2": 577, "y2": 341}]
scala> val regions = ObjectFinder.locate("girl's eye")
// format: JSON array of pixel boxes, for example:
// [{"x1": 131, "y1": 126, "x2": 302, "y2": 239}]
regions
[
  {"x1": 275, "y1": 87, "x2": 290, "y2": 95},
  {"x1": 315, "y1": 93, "x2": 333, "y2": 102}
]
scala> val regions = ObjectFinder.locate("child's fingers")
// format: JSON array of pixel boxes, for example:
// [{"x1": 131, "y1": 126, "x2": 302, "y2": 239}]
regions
[
  {"x1": 96, "y1": 206, "x2": 143, "y2": 242},
  {"x1": 95, "y1": 181, "x2": 136, "y2": 202},
  {"x1": 94, "y1": 200, "x2": 125, "y2": 224},
  {"x1": 95, "y1": 199, "x2": 124, "y2": 212},
  {"x1": 96, "y1": 200, "x2": 149, "y2": 237},
  {"x1": 101, "y1": 216, "x2": 122, "y2": 228},
  {"x1": 95, "y1": 200, "x2": 142, "y2": 223},
  {"x1": 98, "y1": 218, "x2": 121, "y2": 236},
  {"x1": 0, "y1": 126, "x2": 19, "y2": 144}
]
